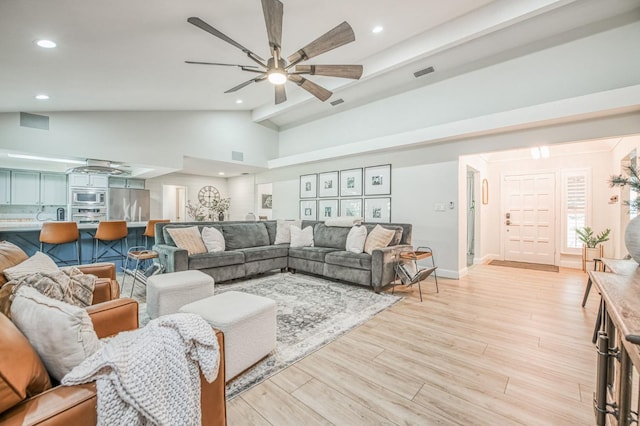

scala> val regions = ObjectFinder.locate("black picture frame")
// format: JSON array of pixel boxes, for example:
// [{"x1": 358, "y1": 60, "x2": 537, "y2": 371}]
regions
[
  {"x1": 340, "y1": 168, "x2": 363, "y2": 197},
  {"x1": 299, "y1": 200, "x2": 317, "y2": 220},
  {"x1": 318, "y1": 171, "x2": 339, "y2": 198},
  {"x1": 364, "y1": 197, "x2": 391, "y2": 223},
  {"x1": 364, "y1": 164, "x2": 391, "y2": 196},
  {"x1": 299, "y1": 174, "x2": 317, "y2": 199}
]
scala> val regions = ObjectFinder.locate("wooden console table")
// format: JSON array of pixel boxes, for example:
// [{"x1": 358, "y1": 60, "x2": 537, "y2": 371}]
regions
[{"x1": 589, "y1": 261, "x2": 640, "y2": 425}]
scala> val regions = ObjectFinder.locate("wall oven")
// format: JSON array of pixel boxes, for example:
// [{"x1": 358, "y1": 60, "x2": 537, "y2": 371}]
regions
[
  {"x1": 70, "y1": 188, "x2": 106, "y2": 206},
  {"x1": 70, "y1": 207, "x2": 107, "y2": 224}
]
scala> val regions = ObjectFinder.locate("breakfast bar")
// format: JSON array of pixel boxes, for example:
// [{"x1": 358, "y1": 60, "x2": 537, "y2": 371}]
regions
[{"x1": 0, "y1": 221, "x2": 147, "y2": 268}]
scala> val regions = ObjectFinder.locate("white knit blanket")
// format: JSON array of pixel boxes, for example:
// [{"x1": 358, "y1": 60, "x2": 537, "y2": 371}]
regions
[{"x1": 62, "y1": 313, "x2": 220, "y2": 426}]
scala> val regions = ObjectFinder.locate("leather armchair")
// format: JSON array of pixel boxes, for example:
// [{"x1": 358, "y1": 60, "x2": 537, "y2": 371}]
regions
[{"x1": 0, "y1": 298, "x2": 227, "y2": 425}]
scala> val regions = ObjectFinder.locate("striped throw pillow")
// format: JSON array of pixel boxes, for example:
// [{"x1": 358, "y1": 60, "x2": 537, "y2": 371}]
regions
[
  {"x1": 167, "y1": 226, "x2": 207, "y2": 255},
  {"x1": 364, "y1": 224, "x2": 396, "y2": 255}
]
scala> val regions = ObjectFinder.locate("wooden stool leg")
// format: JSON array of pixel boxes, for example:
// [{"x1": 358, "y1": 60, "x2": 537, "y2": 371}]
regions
[{"x1": 582, "y1": 277, "x2": 592, "y2": 307}]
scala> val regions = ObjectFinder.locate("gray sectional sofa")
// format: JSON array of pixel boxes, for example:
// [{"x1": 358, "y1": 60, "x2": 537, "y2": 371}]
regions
[{"x1": 153, "y1": 220, "x2": 412, "y2": 292}]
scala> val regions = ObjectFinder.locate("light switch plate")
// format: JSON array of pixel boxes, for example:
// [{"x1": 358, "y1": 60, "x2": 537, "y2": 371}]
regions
[{"x1": 435, "y1": 203, "x2": 445, "y2": 211}]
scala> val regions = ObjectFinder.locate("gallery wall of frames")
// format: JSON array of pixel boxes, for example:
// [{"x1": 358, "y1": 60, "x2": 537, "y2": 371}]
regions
[{"x1": 299, "y1": 164, "x2": 392, "y2": 223}]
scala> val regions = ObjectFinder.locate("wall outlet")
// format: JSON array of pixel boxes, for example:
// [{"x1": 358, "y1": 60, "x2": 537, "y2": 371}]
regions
[{"x1": 435, "y1": 203, "x2": 445, "y2": 212}]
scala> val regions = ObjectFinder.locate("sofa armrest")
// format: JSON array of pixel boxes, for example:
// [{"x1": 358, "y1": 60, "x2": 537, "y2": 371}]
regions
[
  {"x1": 0, "y1": 383, "x2": 97, "y2": 426},
  {"x1": 371, "y1": 244, "x2": 412, "y2": 291},
  {"x1": 91, "y1": 278, "x2": 120, "y2": 305},
  {"x1": 201, "y1": 328, "x2": 227, "y2": 426},
  {"x1": 86, "y1": 298, "x2": 139, "y2": 338},
  {"x1": 154, "y1": 244, "x2": 188, "y2": 273},
  {"x1": 76, "y1": 262, "x2": 116, "y2": 280}
]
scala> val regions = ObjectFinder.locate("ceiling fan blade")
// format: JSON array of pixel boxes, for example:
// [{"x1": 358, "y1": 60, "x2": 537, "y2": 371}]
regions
[
  {"x1": 294, "y1": 64, "x2": 363, "y2": 79},
  {"x1": 289, "y1": 75, "x2": 332, "y2": 101},
  {"x1": 287, "y1": 22, "x2": 355, "y2": 64},
  {"x1": 262, "y1": 0, "x2": 283, "y2": 51},
  {"x1": 275, "y1": 84, "x2": 287, "y2": 104},
  {"x1": 185, "y1": 61, "x2": 259, "y2": 69},
  {"x1": 188, "y1": 17, "x2": 265, "y2": 62},
  {"x1": 224, "y1": 75, "x2": 266, "y2": 93}
]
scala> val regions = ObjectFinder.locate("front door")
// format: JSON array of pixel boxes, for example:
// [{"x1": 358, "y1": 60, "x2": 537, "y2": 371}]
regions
[{"x1": 503, "y1": 172, "x2": 556, "y2": 265}]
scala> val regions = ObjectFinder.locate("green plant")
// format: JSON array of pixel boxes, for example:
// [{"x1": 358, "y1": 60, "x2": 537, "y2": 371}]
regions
[
  {"x1": 610, "y1": 164, "x2": 640, "y2": 211},
  {"x1": 576, "y1": 226, "x2": 611, "y2": 248}
]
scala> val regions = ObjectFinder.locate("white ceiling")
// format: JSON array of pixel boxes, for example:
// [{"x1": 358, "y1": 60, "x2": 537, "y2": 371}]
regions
[{"x1": 1, "y1": 0, "x2": 639, "y2": 176}]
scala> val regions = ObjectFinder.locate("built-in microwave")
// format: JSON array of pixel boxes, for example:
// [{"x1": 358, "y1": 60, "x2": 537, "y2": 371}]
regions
[{"x1": 70, "y1": 188, "x2": 106, "y2": 206}]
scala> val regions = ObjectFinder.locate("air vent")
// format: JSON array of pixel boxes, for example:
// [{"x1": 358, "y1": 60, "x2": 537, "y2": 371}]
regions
[
  {"x1": 20, "y1": 112, "x2": 49, "y2": 130},
  {"x1": 330, "y1": 98, "x2": 344, "y2": 106},
  {"x1": 232, "y1": 151, "x2": 244, "y2": 161},
  {"x1": 413, "y1": 66, "x2": 435, "y2": 78}
]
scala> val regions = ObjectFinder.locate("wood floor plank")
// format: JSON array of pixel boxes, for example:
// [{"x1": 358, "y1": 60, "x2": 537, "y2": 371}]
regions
[{"x1": 225, "y1": 264, "x2": 599, "y2": 425}]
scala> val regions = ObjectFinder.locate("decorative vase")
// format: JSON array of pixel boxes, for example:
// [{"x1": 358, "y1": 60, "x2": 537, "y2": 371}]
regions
[
  {"x1": 624, "y1": 215, "x2": 640, "y2": 264},
  {"x1": 218, "y1": 211, "x2": 225, "y2": 222}
]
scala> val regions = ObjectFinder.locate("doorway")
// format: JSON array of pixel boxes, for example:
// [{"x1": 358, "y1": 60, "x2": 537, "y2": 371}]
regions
[
  {"x1": 466, "y1": 168, "x2": 476, "y2": 266},
  {"x1": 502, "y1": 172, "x2": 556, "y2": 265},
  {"x1": 162, "y1": 185, "x2": 187, "y2": 222}
]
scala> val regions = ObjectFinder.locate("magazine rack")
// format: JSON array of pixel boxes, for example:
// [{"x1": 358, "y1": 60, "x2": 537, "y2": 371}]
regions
[{"x1": 393, "y1": 246, "x2": 439, "y2": 302}]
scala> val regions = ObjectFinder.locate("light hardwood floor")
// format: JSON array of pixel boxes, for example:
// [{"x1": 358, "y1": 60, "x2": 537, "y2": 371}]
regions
[{"x1": 226, "y1": 264, "x2": 600, "y2": 425}]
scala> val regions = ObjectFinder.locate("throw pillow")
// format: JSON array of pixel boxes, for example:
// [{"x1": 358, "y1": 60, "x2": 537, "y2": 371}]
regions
[
  {"x1": 0, "y1": 241, "x2": 29, "y2": 285},
  {"x1": 10, "y1": 287, "x2": 101, "y2": 382},
  {"x1": 364, "y1": 224, "x2": 396, "y2": 255},
  {"x1": 201, "y1": 226, "x2": 225, "y2": 253},
  {"x1": 290, "y1": 225, "x2": 314, "y2": 248},
  {"x1": 345, "y1": 225, "x2": 368, "y2": 254},
  {"x1": 274, "y1": 219, "x2": 302, "y2": 244},
  {"x1": 166, "y1": 226, "x2": 207, "y2": 255},
  {"x1": 4, "y1": 251, "x2": 58, "y2": 281}
]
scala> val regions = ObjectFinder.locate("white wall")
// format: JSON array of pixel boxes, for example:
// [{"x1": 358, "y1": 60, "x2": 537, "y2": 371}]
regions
[
  {"x1": 227, "y1": 175, "x2": 255, "y2": 221},
  {"x1": 277, "y1": 21, "x2": 640, "y2": 159},
  {"x1": 0, "y1": 110, "x2": 279, "y2": 173}
]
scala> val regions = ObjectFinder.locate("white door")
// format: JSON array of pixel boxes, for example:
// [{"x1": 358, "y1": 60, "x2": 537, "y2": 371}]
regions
[{"x1": 503, "y1": 172, "x2": 556, "y2": 264}]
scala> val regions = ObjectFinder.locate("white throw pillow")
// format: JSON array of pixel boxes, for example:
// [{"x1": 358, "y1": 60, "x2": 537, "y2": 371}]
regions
[
  {"x1": 4, "y1": 251, "x2": 58, "y2": 281},
  {"x1": 166, "y1": 226, "x2": 207, "y2": 255},
  {"x1": 345, "y1": 226, "x2": 368, "y2": 254},
  {"x1": 289, "y1": 225, "x2": 314, "y2": 248},
  {"x1": 201, "y1": 227, "x2": 225, "y2": 253},
  {"x1": 274, "y1": 219, "x2": 302, "y2": 244},
  {"x1": 364, "y1": 224, "x2": 396, "y2": 255},
  {"x1": 10, "y1": 286, "x2": 101, "y2": 382}
]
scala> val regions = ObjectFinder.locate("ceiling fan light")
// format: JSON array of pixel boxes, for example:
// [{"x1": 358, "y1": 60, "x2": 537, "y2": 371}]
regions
[{"x1": 268, "y1": 70, "x2": 287, "y2": 85}]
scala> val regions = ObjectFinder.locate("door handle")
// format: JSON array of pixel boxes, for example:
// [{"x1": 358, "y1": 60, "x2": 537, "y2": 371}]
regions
[{"x1": 506, "y1": 219, "x2": 511, "y2": 225}]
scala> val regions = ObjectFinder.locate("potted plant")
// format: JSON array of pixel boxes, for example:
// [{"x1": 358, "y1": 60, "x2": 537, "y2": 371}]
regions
[
  {"x1": 610, "y1": 164, "x2": 640, "y2": 263},
  {"x1": 576, "y1": 226, "x2": 610, "y2": 271}
]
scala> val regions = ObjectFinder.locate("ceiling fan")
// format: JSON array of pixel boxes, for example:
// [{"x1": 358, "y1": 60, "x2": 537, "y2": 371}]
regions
[{"x1": 186, "y1": 0, "x2": 363, "y2": 105}]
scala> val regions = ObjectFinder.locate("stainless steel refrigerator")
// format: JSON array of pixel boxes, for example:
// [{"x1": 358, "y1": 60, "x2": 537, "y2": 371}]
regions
[{"x1": 108, "y1": 188, "x2": 150, "y2": 222}]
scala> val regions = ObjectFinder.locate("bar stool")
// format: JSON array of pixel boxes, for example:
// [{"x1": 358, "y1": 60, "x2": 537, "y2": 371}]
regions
[
  {"x1": 92, "y1": 220, "x2": 128, "y2": 265},
  {"x1": 143, "y1": 219, "x2": 169, "y2": 249},
  {"x1": 39, "y1": 222, "x2": 80, "y2": 266}
]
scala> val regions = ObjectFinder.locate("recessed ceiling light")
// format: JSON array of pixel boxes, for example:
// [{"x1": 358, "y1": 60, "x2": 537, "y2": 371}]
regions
[
  {"x1": 35, "y1": 39, "x2": 57, "y2": 48},
  {"x1": 235, "y1": 99, "x2": 243, "y2": 104},
  {"x1": 35, "y1": 94, "x2": 49, "y2": 100},
  {"x1": 218, "y1": 172, "x2": 225, "y2": 176},
  {"x1": 372, "y1": 26, "x2": 384, "y2": 34}
]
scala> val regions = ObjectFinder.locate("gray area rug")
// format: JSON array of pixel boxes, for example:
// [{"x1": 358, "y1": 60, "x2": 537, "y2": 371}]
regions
[{"x1": 126, "y1": 272, "x2": 401, "y2": 399}]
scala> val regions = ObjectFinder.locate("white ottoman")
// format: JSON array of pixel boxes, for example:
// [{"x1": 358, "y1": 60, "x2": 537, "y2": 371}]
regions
[
  {"x1": 146, "y1": 270, "x2": 215, "y2": 319},
  {"x1": 180, "y1": 291, "x2": 277, "y2": 381}
]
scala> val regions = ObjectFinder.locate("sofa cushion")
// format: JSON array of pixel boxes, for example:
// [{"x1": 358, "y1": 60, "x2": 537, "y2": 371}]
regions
[
  {"x1": 290, "y1": 226, "x2": 314, "y2": 248},
  {"x1": 189, "y1": 251, "x2": 245, "y2": 270},
  {"x1": 222, "y1": 223, "x2": 270, "y2": 250},
  {"x1": 0, "y1": 241, "x2": 29, "y2": 285},
  {"x1": 325, "y1": 251, "x2": 372, "y2": 270},
  {"x1": 166, "y1": 226, "x2": 207, "y2": 255},
  {"x1": 3, "y1": 252, "x2": 58, "y2": 281},
  {"x1": 313, "y1": 223, "x2": 351, "y2": 249},
  {"x1": 202, "y1": 226, "x2": 225, "y2": 253},
  {"x1": 264, "y1": 221, "x2": 277, "y2": 245},
  {"x1": 364, "y1": 224, "x2": 396, "y2": 255},
  {"x1": 288, "y1": 247, "x2": 339, "y2": 263},
  {"x1": 238, "y1": 245, "x2": 289, "y2": 263},
  {"x1": 274, "y1": 220, "x2": 301, "y2": 244},
  {"x1": 11, "y1": 287, "x2": 101, "y2": 382},
  {"x1": 0, "y1": 313, "x2": 52, "y2": 413}
]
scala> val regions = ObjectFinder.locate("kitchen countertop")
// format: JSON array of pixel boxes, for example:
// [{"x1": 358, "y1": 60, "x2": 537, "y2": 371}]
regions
[{"x1": 0, "y1": 221, "x2": 147, "y2": 232}]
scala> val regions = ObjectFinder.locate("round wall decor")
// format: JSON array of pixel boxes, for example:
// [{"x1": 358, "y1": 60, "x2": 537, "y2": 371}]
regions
[{"x1": 198, "y1": 185, "x2": 220, "y2": 207}]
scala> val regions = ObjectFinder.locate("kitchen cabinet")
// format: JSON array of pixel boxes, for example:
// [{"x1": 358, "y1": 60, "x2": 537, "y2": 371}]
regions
[
  {"x1": 11, "y1": 171, "x2": 40, "y2": 205},
  {"x1": 0, "y1": 170, "x2": 10, "y2": 205},
  {"x1": 109, "y1": 177, "x2": 145, "y2": 189},
  {"x1": 68, "y1": 173, "x2": 109, "y2": 188},
  {"x1": 40, "y1": 173, "x2": 67, "y2": 205}
]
